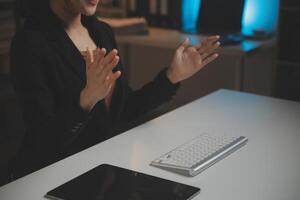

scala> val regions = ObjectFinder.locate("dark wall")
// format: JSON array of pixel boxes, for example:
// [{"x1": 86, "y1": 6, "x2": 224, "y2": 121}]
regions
[
  {"x1": 0, "y1": 0, "x2": 21, "y2": 186},
  {"x1": 276, "y1": 0, "x2": 300, "y2": 101},
  {"x1": 0, "y1": 0, "x2": 16, "y2": 73}
]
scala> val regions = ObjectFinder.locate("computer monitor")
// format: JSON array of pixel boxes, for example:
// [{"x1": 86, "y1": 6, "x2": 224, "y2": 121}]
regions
[
  {"x1": 197, "y1": 0, "x2": 245, "y2": 35},
  {"x1": 242, "y1": 0, "x2": 280, "y2": 37}
]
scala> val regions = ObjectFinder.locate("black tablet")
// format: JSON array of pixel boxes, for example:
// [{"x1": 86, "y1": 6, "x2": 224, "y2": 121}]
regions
[{"x1": 45, "y1": 164, "x2": 200, "y2": 200}]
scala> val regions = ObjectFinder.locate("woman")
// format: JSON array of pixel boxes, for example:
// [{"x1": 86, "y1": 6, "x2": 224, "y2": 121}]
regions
[{"x1": 11, "y1": 0, "x2": 220, "y2": 178}]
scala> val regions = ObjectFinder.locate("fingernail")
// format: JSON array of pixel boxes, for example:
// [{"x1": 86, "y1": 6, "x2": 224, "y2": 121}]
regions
[{"x1": 101, "y1": 48, "x2": 106, "y2": 54}]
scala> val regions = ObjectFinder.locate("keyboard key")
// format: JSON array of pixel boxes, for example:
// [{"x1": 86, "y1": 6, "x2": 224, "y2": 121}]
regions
[{"x1": 150, "y1": 133, "x2": 248, "y2": 176}]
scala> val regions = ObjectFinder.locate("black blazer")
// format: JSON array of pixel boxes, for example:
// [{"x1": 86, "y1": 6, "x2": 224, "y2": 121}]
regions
[{"x1": 10, "y1": 5, "x2": 179, "y2": 177}]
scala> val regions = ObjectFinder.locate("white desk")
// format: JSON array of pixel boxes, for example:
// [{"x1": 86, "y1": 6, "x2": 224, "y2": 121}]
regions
[{"x1": 1, "y1": 89, "x2": 300, "y2": 200}]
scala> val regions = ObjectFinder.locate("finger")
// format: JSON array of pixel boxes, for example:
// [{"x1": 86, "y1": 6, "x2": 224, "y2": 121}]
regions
[
  {"x1": 202, "y1": 53, "x2": 219, "y2": 66},
  {"x1": 101, "y1": 55, "x2": 120, "y2": 80},
  {"x1": 110, "y1": 71, "x2": 121, "y2": 82},
  {"x1": 97, "y1": 48, "x2": 106, "y2": 63},
  {"x1": 198, "y1": 40, "x2": 220, "y2": 55},
  {"x1": 195, "y1": 35, "x2": 220, "y2": 49},
  {"x1": 100, "y1": 48, "x2": 107, "y2": 57},
  {"x1": 92, "y1": 48, "x2": 102, "y2": 67},
  {"x1": 102, "y1": 49, "x2": 118, "y2": 67},
  {"x1": 186, "y1": 46, "x2": 200, "y2": 58},
  {"x1": 201, "y1": 42, "x2": 220, "y2": 60},
  {"x1": 177, "y1": 38, "x2": 189, "y2": 54},
  {"x1": 93, "y1": 49, "x2": 99, "y2": 57},
  {"x1": 104, "y1": 71, "x2": 121, "y2": 88},
  {"x1": 99, "y1": 55, "x2": 119, "y2": 81},
  {"x1": 87, "y1": 47, "x2": 94, "y2": 65},
  {"x1": 94, "y1": 48, "x2": 106, "y2": 72},
  {"x1": 196, "y1": 35, "x2": 220, "y2": 52}
]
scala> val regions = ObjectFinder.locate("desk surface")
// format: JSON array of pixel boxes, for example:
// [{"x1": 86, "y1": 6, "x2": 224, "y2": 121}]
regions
[{"x1": 1, "y1": 89, "x2": 300, "y2": 200}]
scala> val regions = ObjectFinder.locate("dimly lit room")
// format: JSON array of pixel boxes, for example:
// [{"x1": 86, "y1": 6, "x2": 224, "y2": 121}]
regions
[{"x1": 0, "y1": 0, "x2": 299, "y2": 199}]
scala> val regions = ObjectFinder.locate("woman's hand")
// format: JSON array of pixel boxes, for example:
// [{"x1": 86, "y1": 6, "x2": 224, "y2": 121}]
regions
[
  {"x1": 80, "y1": 48, "x2": 121, "y2": 111},
  {"x1": 167, "y1": 36, "x2": 220, "y2": 84}
]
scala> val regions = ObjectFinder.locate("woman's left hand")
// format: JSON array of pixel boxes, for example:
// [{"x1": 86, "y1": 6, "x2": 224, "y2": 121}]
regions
[{"x1": 167, "y1": 35, "x2": 220, "y2": 84}]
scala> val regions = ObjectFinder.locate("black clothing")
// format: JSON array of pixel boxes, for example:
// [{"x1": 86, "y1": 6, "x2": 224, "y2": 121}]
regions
[{"x1": 10, "y1": 5, "x2": 179, "y2": 178}]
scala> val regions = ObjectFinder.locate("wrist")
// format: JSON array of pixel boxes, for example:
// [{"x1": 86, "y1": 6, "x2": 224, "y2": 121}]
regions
[
  {"x1": 80, "y1": 88, "x2": 95, "y2": 112},
  {"x1": 166, "y1": 68, "x2": 180, "y2": 84}
]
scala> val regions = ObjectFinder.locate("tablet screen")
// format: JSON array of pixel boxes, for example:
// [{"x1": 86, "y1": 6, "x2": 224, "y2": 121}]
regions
[{"x1": 46, "y1": 164, "x2": 200, "y2": 200}]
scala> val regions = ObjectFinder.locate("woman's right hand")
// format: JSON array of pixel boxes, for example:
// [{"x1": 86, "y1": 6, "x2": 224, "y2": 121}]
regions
[{"x1": 80, "y1": 48, "x2": 121, "y2": 112}]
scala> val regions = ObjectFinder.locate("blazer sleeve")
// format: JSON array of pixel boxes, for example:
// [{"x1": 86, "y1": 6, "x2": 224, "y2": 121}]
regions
[
  {"x1": 101, "y1": 22, "x2": 180, "y2": 122},
  {"x1": 10, "y1": 31, "x2": 92, "y2": 165},
  {"x1": 120, "y1": 68, "x2": 179, "y2": 122}
]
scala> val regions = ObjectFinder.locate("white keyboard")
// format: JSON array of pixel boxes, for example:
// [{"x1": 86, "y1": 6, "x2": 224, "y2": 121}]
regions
[{"x1": 150, "y1": 133, "x2": 248, "y2": 177}]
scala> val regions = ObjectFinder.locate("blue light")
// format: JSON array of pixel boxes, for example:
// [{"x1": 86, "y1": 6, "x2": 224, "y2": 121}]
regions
[
  {"x1": 181, "y1": 0, "x2": 279, "y2": 37},
  {"x1": 182, "y1": 0, "x2": 201, "y2": 33},
  {"x1": 242, "y1": 0, "x2": 280, "y2": 36}
]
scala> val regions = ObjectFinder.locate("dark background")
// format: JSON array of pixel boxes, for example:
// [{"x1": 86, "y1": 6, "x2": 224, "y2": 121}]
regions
[
  {"x1": 0, "y1": 0, "x2": 299, "y2": 186},
  {"x1": 276, "y1": 0, "x2": 300, "y2": 101}
]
